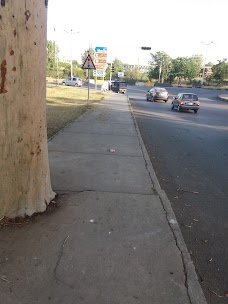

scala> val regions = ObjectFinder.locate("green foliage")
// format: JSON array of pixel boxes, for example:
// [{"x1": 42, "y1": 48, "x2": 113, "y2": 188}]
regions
[
  {"x1": 148, "y1": 66, "x2": 158, "y2": 81},
  {"x1": 124, "y1": 67, "x2": 139, "y2": 82},
  {"x1": 111, "y1": 58, "x2": 123, "y2": 79},
  {"x1": 47, "y1": 42, "x2": 228, "y2": 86},
  {"x1": 185, "y1": 55, "x2": 203, "y2": 82},
  {"x1": 171, "y1": 57, "x2": 187, "y2": 82},
  {"x1": 169, "y1": 55, "x2": 202, "y2": 83},
  {"x1": 81, "y1": 46, "x2": 95, "y2": 65},
  {"x1": 149, "y1": 51, "x2": 172, "y2": 83},
  {"x1": 46, "y1": 40, "x2": 87, "y2": 80},
  {"x1": 212, "y1": 59, "x2": 228, "y2": 83},
  {"x1": 148, "y1": 52, "x2": 203, "y2": 84},
  {"x1": 47, "y1": 40, "x2": 59, "y2": 77},
  {"x1": 192, "y1": 79, "x2": 202, "y2": 87}
]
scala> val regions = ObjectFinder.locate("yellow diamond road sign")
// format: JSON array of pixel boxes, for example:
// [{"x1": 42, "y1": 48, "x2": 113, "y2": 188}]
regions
[{"x1": 82, "y1": 54, "x2": 96, "y2": 70}]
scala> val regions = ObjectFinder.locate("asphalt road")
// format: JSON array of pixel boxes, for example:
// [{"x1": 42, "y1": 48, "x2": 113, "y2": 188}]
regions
[{"x1": 129, "y1": 86, "x2": 228, "y2": 304}]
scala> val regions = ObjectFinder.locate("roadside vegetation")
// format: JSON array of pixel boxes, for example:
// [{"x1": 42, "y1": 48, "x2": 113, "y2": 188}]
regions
[
  {"x1": 46, "y1": 86, "x2": 104, "y2": 139},
  {"x1": 47, "y1": 40, "x2": 228, "y2": 88}
]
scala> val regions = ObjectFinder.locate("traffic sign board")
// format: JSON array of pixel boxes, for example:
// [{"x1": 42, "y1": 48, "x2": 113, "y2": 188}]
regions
[
  {"x1": 93, "y1": 70, "x2": 106, "y2": 77},
  {"x1": 82, "y1": 54, "x2": 96, "y2": 70},
  {"x1": 95, "y1": 46, "x2": 107, "y2": 53},
  {"x1": 94, "y1": 52, "x2": 107, "y2": 59},
  {"x1": 94, "y1": 65, "x2": 106, "y2": 71},
  {"x1": 95, "y1": 59, "x2": 107, "y2": 64}
]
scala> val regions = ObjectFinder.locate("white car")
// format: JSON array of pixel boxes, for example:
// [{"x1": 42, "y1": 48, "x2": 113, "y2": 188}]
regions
[{"x1": 62, "y1": 77, "x2": 82, "y2": 87}]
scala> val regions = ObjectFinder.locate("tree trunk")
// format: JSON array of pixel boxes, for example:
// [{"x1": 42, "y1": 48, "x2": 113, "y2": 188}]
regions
[{"x1": 0, "y1": 0, "x2": 55, "y2": 218}]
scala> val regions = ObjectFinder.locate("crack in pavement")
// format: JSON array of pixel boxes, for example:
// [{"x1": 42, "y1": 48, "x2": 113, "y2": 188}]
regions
[{"x1": 53, "y1": 235, "x2": 73, "y2": 289}]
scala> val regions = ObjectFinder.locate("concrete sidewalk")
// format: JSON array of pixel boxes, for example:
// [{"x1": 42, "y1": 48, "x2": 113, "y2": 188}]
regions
[{"x1": 0, "y1": 94, "x2": 207, "y2": 304}]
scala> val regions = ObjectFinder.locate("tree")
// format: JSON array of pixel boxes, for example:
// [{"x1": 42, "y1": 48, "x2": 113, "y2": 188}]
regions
[
  {"x1": 124, "y1": 66, "x2": 139, "y2": 83},
  {"x1": 212, "y1": 59, "x2": 228, "y2": 84},
  {"x1": 170, "y1": 57, "x2": 187, "y2": 84},
  {"x1": 148, "y1": 65, "x2": 158, "y2": 81},
  {"x1": 81, "y1": 46, "x2": 95, "y2": 65},
  {"x1": 47, "y1": 40, "x2": 59, "y2": 77},
  {"x1": 185, "y1": 55, "x2": 202, "y2": 82},
  {"x1": 149, "y1": 51, "x2": 171, "y2": 83},
  {"x1": 0, "y1": 1, "x2": 55, "y2": 218},
  {"x1": 112, "y1": 58, "x2": 123, "y2": 79}
]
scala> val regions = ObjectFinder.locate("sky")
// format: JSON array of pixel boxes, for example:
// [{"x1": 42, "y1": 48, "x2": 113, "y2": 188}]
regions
[{"x1": 47, "y1": 0, "x2": 228, "y2": 66}]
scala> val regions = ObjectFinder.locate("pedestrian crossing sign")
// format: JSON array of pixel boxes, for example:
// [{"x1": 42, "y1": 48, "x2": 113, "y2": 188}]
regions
[{"x1": 82, "y1": 54, "x2": 96, "y2": 70}]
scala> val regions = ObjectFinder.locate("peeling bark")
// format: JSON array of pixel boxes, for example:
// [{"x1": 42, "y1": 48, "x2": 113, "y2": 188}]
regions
[
  {"x1": 0, "y1": 59, "x2": 7, "y2": 93},
  {"x1": 0, "y1": 0, "x2": 55, "y2": 218}
]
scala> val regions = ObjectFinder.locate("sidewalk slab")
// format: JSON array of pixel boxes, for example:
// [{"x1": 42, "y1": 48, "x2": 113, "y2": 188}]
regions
[
  {"x1": 72, "y1": 107, "x2": 134, "y2": 125},
  {"x1": 63, "y1": 121, "x2": 137, "y2": 136},
  {"x1": 0, "y1": 93, "x2": 207, "y2": 304},
  {"x1": 49, "y1": 152, "x2": 152, "y2": 194},
  {"x1": 0, "y1": 191, "x2": 190, "y2": 304},
  {"x1": 48, "y1": 132, "x2": 141, "y2": 156}
]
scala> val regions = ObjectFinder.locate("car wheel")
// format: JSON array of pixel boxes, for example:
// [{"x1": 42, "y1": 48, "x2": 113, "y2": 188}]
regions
[
  {"x1": 177, "y1": 105, "x2": 181, "y2": 112},
  {"x1": 62, "y1": 82, "x2": 65, "y2": 86},
  {"x1": 75, "y1": 83, "x2": 78, "y2": 87},
  {"x1": 151, "y1": 97, "x2": 154, "y2": 102},
  {"x1": 165, "y1": 99, "x2": 168, "y2": 103},
  {"x1": 194, "y1": 109, "x2": 198, "y2": 113},
  {"x1": 171, "y1": 103, "x2": 174, "y2": 110},
  {"x1": 146, "y1": 96, "x2": 149, "y2": 101}
]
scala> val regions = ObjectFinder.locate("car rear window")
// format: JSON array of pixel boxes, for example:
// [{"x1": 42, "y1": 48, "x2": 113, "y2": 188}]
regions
[
  {"x1": 156, "y1": 88, "x2": 167, "y2": 92},
  {"x1": 183, "y1": 94, "x2": 198, "y2": 101}
]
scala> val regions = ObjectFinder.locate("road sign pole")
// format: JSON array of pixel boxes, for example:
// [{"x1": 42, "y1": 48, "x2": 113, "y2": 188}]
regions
[
  {"x1": 88, "y1": 69, "x2": 90, "y2": 104},
  {"x1": 95, "y1": 74, "x2": 97, "y2": 91},
  {"x1": 109, "y1": 63, "x2": 112, "y2": 90}
]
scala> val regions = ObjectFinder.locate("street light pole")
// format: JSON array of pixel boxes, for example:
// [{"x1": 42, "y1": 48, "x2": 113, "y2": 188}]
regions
[
  {"x1": 158, "y1": 64, "x2": 161, "y2": 83},
  {"x1": 54, "y1": 28, "x2": 59, "y2": 85},
  {"x1": 158, "y1": 59, "x2": 163, "y2": 83},
  {"x1": 70, "y1": 29, "x2": 73, "y2": 78},
  {"x1": 64, "y1": 29, "x2": 80, "y2": 78},
  {"x1": 201, "y1": 41, "x2": 214, "y2": 85}
]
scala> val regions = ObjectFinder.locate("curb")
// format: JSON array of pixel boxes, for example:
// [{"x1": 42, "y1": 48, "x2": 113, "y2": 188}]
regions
[
  {"x1": 127, "y1": 95, "x2": 208, "y2": 304},
  {"x1": 218, "y1": 95, "x2": 228, "y2": 101}
]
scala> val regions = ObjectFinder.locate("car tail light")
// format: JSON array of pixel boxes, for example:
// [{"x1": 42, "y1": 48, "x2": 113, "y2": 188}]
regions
[{"x1": 180, "y1": 101, "x2": 184, "y2": 105}]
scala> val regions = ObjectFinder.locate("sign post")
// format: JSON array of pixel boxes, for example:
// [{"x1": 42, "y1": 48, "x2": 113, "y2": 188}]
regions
[
  {"x1": 95, "y1": 74, "x2": 97, "y2": 91},
  {"x1": 82, "y1": 54, "x2": 96, "y2": 103},
  {"x1": 88, "y1": 70, "x2": 90, "y2": 102},
  {"x1": 94, "y1": 47, "x2": 107, "y2": 90}
]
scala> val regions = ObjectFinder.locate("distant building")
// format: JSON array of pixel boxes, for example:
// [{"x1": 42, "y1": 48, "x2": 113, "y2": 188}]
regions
[
  {"x1": 200, "y1": 64, "x2": 213, "y2": 78},
  {"x1": 107, "y1": 63, "x2": 149, "y2": 73}
]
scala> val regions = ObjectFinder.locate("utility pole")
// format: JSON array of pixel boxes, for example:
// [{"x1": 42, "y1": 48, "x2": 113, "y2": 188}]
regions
[
  {"x1": 70, "y1": 29, "x2": 73, "y2": 78},
  {"x1": 54, "y1": 28, "x2": 59, "y2": 85},
  {"x1": 109, "y1": 63, "x2": 113, "y2": 90},
  {"x1": 158, "y1": 61, "x2": 162, "y2": 83},
  {"x1": 64, "y1": 29, "x2": 80, "y2": 78},
  {"x1": 201, "y1": 41, "x2": 214, "y2": 85}
]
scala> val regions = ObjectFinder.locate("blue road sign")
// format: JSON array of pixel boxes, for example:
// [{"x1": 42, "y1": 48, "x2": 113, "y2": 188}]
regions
[
  {"x1": 95, "y1": 46, "x2": 107, "y2": 53},
  {"x1": 93, "y1": 70, "x2": 106, "y2": 77}
]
